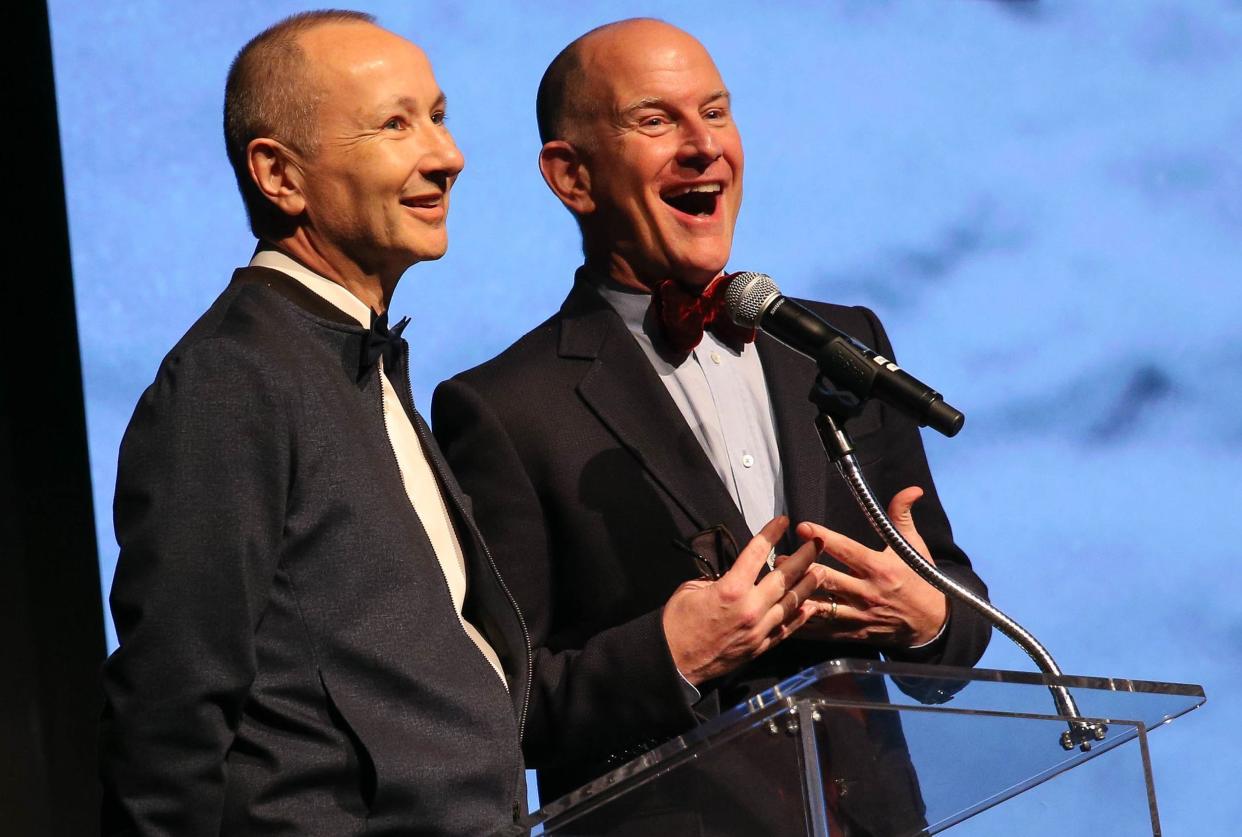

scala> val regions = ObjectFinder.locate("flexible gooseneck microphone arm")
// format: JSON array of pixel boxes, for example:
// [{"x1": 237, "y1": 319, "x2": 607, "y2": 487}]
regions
[
  {"x1": 813, "y1": 396, "x2": 1103, "y2": 751},
  {"x1": 727, "y1": 271, "x2": 1105, "y2": 751}
]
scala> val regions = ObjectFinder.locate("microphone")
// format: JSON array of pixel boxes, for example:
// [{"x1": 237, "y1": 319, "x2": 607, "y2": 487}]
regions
[{"x1": 725, "y1": 271, "x2": 965, "y2": 437}]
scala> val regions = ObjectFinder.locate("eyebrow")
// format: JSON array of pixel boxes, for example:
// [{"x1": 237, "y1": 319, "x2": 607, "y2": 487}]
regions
[
  {"x1": 381, "y1": 91, "x2": 448, "y2": 114},
  {"x1": 620, "y1": 89, "x2": 731, "y2": 116}
]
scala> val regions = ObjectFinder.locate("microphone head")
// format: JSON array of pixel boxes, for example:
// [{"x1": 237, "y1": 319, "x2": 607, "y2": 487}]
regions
[{"x1": 724, "y1": 271, "x2": 782, "y2": 328}]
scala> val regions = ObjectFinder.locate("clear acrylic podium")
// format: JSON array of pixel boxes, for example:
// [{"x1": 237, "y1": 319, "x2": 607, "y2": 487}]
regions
[{"x1": 527, "y1": 659, "x2": 1204, "y2": 836}]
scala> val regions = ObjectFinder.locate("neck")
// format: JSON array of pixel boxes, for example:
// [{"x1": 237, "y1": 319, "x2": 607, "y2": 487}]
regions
[
  {"x1": 582, "y1": 241, "x2": 720, "y2": 295},
  {"x1": 583, "y1": 253, "x2": 650, "y2": 293},
  {"x1": 266, "y1": 232, "x2": 399, "y2": 314},
  {"x1": 583, "y1": 255, "x2": 725, "y2": 299}
]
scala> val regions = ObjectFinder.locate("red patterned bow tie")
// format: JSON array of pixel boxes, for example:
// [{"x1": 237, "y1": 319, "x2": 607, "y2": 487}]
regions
[{"x1": 649, "y1": 273, "x2": 756, "y2": 356}]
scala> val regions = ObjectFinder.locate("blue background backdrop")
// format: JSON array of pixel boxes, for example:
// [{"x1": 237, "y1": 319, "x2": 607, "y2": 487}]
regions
[{"x1": 49, "y1": 0, "x2": 1240, "y2": 830}]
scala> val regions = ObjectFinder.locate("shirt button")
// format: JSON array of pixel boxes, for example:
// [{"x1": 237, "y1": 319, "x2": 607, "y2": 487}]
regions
[
  {"x1": 742, "y1": 454, "x2": 755, "y2": 468},
  {"x1": 710, "y1": 351, "x2": 722, "y2": 365}
]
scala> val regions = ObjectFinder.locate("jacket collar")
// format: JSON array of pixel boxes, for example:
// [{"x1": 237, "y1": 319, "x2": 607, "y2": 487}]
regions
[
  {"x1": 229, "y1": 266, "x2": 363, "y2": 331},
  {"x1": 556, "y1": 271, "x2": 848, "y2": 550}
]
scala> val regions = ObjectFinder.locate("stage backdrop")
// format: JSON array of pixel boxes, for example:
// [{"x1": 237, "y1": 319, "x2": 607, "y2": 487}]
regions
[{"x1": 50, "y1": 0, "x2": 1240, "y2": 830}]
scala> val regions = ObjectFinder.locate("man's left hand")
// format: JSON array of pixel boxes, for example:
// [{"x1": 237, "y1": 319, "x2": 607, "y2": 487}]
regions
[{"x1": 791, "y1": 486, "x2": 948, "y2": 648}]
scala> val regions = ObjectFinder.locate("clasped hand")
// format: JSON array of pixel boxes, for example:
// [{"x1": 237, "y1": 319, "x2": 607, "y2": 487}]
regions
[
  {"x1": 662, "y1": 487, "x2": 948, "y2": 687},
  {"x1": 662, "y1": 516, "x2": 824, "y2": 686},
  {"x1": 796, "y1": 486, "x2": 948, "y2": 648}
]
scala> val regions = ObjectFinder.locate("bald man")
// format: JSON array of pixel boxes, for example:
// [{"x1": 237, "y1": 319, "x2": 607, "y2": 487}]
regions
[
  {"x1": 433, "y1": 17, "x2": 992, "y2": 811},
  {"x1": 101, "y1": 12, "x2": 529, "y2": 835}
]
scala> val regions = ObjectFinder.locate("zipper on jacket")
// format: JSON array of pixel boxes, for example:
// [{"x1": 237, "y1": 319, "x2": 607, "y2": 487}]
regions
[
  {"x1": 398, "y1": 343, "x2": 534, "y2": 747},
  {"x1": 376, "y1": 359, "x2": 524, "y2": 713}
]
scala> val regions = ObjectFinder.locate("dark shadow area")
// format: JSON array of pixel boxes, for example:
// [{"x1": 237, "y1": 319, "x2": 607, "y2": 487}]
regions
[{"x1": 1, "y1": 2, "x2": 107, "y2": 833}]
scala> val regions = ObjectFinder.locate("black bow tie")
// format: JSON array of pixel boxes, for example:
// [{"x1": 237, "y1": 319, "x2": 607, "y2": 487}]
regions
[{"x1": 360, "y1": 310, "x2": 410, "y2": 382}]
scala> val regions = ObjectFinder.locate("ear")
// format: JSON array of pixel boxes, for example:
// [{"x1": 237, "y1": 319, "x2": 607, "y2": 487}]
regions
[
  {"x1": 247, "y1": 137, "x2": 307, "y2": 218},
  {"x1": 538, "y1": 140, "x2": 594, "y2": 215}
]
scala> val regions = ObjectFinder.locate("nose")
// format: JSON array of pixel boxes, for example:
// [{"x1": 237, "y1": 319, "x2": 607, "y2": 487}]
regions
[
  {"x1": 676, "y1": 118, "x2": 721, "y2": 171},
  {"x1": 421, "y1": 128, "x2": 465, "y2": 190}
]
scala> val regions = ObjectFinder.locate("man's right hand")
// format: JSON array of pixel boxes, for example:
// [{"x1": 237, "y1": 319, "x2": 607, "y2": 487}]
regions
[{"x1": 662, "y1": 516, "x2": 822, "y2": 686}]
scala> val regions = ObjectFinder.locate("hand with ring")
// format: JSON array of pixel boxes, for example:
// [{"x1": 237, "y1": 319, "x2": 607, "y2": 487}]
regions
[
  {"x1": 662, "y1": 516, "x2": 823, "y2": 686},
  {"x1": 790, "y1": 486, "x2": 949, "y2": 648},
  {"x1": 817, "y1": 593, "x2": 839, "y2": 623}
]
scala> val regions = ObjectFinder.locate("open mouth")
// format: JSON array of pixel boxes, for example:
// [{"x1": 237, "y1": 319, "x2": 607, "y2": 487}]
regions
[{"x1": 661, "y1": 183, "x2": 721, "y2": 218}]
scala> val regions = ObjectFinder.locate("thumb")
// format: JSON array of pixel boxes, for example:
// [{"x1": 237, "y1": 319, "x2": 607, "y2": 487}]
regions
[{"x1": 888, "y1": 486, "x2": 926, "y2": 545}]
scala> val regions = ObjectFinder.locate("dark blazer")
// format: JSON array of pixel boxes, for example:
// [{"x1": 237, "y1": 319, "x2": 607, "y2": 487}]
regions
[
  {"x1": 102, "y1": 267, "x2": 530, "y2": 836},
  {"x1": 432, "y1": 273, "x2": 991, "y2": 803}
]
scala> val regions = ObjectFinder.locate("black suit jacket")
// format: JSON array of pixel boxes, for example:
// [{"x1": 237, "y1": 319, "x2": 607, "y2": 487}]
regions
[
  {"x1": 432, "y1": 273, "x2": 991, "y2": 803},
  {"x1": 102, "y1": 267, "x2": 530, "y2": 836}
]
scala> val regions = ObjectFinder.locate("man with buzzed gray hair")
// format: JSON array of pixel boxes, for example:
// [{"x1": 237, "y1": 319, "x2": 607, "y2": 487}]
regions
[
  {"x1": 101, "y1": 11, "x2": 530, "y2": 835},
  {"x1": 434, "y1": 18, "x2": 992, "y2": 828}
]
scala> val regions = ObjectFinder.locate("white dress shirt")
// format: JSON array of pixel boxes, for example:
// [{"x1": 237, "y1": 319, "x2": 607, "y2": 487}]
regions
[{"x1": 251, "y1": 249, "x2": 507, "y2": 686}]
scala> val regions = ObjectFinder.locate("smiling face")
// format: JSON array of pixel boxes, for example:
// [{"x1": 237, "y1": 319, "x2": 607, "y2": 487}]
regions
[
  {"x1": 291, "y1": 23, "x2": 464, "y2": 282},
  {"x1": 569, "y1": 21, "x2": 744, "y2": 291}
]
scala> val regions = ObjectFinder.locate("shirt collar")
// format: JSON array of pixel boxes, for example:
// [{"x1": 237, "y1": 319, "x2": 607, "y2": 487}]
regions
[
  {"x1": 585, "y1": 266, "x2": 747, "y2": 362},
  {"x1": 583, "y1": 267, "x2": 652, "y2": 336},
  {"x1": 249, "y1": 247, "x2": 373, "y2": 329}
]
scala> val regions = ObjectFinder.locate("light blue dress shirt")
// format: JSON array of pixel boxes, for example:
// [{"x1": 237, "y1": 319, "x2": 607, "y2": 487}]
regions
[
  {"x1": 592, "y1": 274, "x2": 944, "y2": 687},
  {"x1": 592, "y1": 276, "x2": 787, "y2": 537}
]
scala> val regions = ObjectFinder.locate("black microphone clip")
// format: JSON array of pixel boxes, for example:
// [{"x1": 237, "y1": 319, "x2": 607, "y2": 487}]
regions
[{"x1": 726, "y1": 271, "x2": 965, "y2": 438}]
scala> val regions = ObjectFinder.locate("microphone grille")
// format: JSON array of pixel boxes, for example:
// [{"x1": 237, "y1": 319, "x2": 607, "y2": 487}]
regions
[{"x1": 725, "y1": 271, "x2": 782, "y2": 328}]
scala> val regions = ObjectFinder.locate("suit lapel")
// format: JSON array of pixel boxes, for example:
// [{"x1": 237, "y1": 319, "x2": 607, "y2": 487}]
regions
[{"x1": 559, "y1": 278, "x2": 750, "y2": 542}]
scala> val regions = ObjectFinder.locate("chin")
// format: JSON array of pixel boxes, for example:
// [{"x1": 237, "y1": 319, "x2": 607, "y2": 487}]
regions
[
  {"x1": 671, "y1": 253, "x2": 730, "y2": 287},
  {"x1": 406, "y1": 238, "x2": 449, "y2": 263}
]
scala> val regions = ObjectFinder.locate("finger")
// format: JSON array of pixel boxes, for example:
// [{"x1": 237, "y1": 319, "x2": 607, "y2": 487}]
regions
[
  {"x1": 886, "y1": 486, "x2": 935, "y2": 564},
  {"x1": 795, "y1": 521, "x2": 875, "y2": 576},
  {"x1": 794, "y1": 521, "x2": 829, "y2": 552},
  {"x1": 772, "y1": 554, "x2": 830, "y2": 586},
  {"x1": 802, "y1": 562, "x2": 831, "y2": 588},
  {"x1": 760, "y1": 595, "x2": 817, "y2": 650},
  {"x1": 765, "y1": 601, "x2": 814, "y2": 645},
  {"x1": 801, "y1": 596, "x2": 837, "y2": 622},
  {"x1": 758, "y1": 568, "x2": 822, "y2": 635},
  {"x1": 809, "y1": 601, "x2": 901, "y2": 644},
  {"x1": 777, "y1": 587, "x2": 802, "y2": 621},
  {"x1": 721, "y1": 516, "x2": 789, "y2": 586},
  {"x1": 809, "y1": 565, "x2": 870, "y2": 602},
  {"x1": 887, "y1": 485, "x2": 922, "y2": 535},
  {"x1": 756, "y1": 537, "x2": 819, "y2": 601}
]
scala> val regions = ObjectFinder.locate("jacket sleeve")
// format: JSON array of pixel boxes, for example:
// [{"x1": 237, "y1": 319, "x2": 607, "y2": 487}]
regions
[
  {"x1": 100, "y1": 338, "x2": 289, "y2": 836},
  {"x1": 432, "y1": 377, "x2": 698, "y2": 770},
  {"x1": 852, "y1": 305, "x2": 992, "y2": 672}
]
